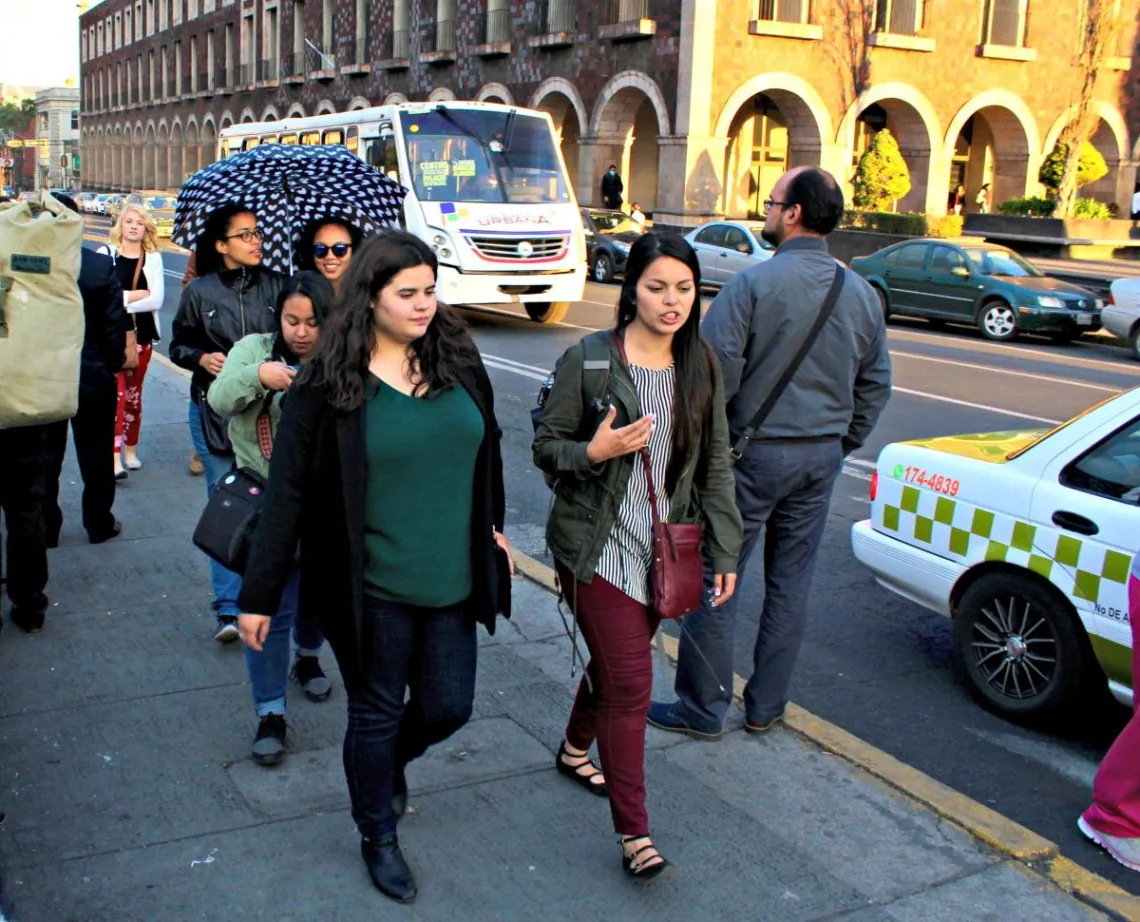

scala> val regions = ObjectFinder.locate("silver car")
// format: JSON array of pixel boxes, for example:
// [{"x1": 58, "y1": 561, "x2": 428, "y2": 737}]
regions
[
  {"x1": 683, "y1": 221, "x2": 775, "y2": 289},
  {"x1": 1105, "y1": 277, "x2": 1140, "y2": 360}
]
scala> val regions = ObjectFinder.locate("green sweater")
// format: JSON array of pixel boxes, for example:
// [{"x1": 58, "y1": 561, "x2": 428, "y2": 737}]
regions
[
  {"x1": 363, "y1": 378, "x2": 484, "y2": 608},
  {"x1": 206, "y1": 333, "x2": 282, "y2": 480}
]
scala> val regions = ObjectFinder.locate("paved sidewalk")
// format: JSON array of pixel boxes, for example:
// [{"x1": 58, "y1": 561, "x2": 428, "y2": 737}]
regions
[{"x1": 0, "y1": 358, "x2": 1128, "y2": 921}]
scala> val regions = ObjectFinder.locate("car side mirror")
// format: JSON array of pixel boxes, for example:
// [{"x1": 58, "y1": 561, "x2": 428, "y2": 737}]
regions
[{"x1": 951, "y1": 266, "x2": 970, "y2": 278}]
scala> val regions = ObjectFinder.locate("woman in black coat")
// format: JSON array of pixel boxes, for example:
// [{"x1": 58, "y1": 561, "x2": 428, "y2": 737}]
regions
[{"x1": 237, "y1": 232, "x2": 513, "y2": 904}]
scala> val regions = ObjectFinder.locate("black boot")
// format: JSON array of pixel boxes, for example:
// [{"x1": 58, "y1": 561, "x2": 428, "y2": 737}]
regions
[{"x1": 360, "y1": 836, "x2": 417, "y2": 903}]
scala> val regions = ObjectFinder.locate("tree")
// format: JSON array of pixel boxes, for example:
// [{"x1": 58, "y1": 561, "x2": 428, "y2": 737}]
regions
[
  {"x1": 1039, "y1": 140, "x2": 1108, "y2": 194},
  {"x1": 0, "y1": 98, "x2": 35, "y2": 135},
  {"x1": 822, "y1": 0, "x2": 876, "y2": 113},
  {"x1": 852, "y1": 128, "x2": 911, "y2": 211},
  {"x1": 1053, "y1": 0, "x2": 1122, "y2": 217}
]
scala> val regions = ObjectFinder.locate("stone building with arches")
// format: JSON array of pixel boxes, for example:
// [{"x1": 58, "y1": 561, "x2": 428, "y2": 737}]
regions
[{"x1": 79, "y1": 0, "x2": 1137, "y2": 223}]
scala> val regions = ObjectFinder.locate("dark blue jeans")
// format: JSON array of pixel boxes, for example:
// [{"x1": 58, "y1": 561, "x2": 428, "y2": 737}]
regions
[
  {"x1": 674, "y1": 438, "x2": 843, "y2": 730},
  {"x1": 341, "y1": 596, "x2": 476, "y2": 840}
]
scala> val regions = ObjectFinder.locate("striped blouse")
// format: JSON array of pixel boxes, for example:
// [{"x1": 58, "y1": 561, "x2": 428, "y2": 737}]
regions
[{"x1": 596, "y1": 363, "x2": 675, "y2": 605}]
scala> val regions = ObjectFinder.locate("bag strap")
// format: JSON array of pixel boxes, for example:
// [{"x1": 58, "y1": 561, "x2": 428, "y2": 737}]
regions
[
  {"x1": 130, "y1": 255, "x2": 143, "y2": 292},
  {"x1": 731, "y1": 265, "x2": 846, "y2": 461},
  {"x1": 255, "y1": 390, "x2": 277, "y2": 461},
  {"x1": 579, "y1": 333, "x2": 611, "y2": 420},
  {"x1": 612, "y1": 331, "x2": 672, "y2": 551}
]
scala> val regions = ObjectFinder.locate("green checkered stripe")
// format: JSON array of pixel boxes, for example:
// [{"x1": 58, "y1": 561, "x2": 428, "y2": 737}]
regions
[{"x1": 877, "y1": 479, "x2": 1132, "y2": 606}]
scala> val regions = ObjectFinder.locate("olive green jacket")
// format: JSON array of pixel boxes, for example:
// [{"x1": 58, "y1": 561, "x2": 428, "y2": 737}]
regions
[
  {"x1": 207, "y1": 333, "x2": 282, "y2": 480},
  {"x1": 532, "y1": 330, "x2": 743, "y2": 584}
]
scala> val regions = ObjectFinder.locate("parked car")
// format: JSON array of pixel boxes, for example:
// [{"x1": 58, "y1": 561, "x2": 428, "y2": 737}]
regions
[
  {"x1": 93, "y1": 194, "x2": 111, "y2": 214},
  {"x1": 75, "y1": 192, "x2": 96, "y2": 213},
  {"x1": 126, "y1": 192, "x2": 176, "y2": 237},
  {"x1": 1104, "y1": 278, "x2": 1140, "y2": 360},
  {"x1": 581, "y1": 208, "x2": 645, "y2": 283},
  {"x1": 851, "y1": 239, "x2": 1103, "y2": 343},
  {"x1": 852, "y1": 386, "x2": 1140, "y2": 718},
  {"x1": 682, "y1": 221, "x2": 775, "y2": 289}
]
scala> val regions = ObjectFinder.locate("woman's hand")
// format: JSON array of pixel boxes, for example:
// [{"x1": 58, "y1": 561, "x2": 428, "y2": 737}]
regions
[
  {"x1": 239, "y1": 614, "x2": 272, "y2": 652},
  {"x1": 585, "y1": 405, "x2": 655, "y2": 464},
  {"x1": 710, "y1": 573, "x2": 737, "y2": 608},
  {"x1": 493, "y1": 529, "x2": 516, "y2": 579},
  {"x1": 258, "y1": 362, "x2": 297, "y2": 392}
]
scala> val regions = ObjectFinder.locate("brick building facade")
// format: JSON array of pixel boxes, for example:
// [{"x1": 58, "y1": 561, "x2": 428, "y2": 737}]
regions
[{"x1": 78, "y1": 0, "x2": 1138, "y2": 221}]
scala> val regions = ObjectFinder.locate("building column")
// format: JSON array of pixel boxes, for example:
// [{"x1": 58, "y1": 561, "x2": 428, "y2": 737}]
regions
[
  {"x1": 924, "y1": 146, "x2": 953, "y2": 217},
  {"x1": 654, "y1": 135, "x2": 727, "y2": 228},
  {"x1": 1115, "y1": 158, "x2": 1137, "y2": 216}
]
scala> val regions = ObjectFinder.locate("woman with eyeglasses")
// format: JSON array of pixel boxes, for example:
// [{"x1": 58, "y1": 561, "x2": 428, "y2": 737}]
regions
[
  {"x1": 171, "y1": 202, "x2": 289, "y2": 642},
  {"x1": 298, "y1": 218, "x2": 362, "y2": 297}
]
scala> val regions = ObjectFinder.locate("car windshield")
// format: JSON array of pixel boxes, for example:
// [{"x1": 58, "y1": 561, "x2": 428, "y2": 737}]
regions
[
  {"x1": 400, "y1": 108, "x2": 570, "y2": 204},
  {"x1": 748, "y1": 228, "x2": 775, "y2": 251},
  {"x1": 965, "y1": 248, "x2": 1043, "y2": 278},
  {"x1": 591, "y1": 212, "x2": 643, "y2": 235},
  {"x1": 146, "y1": 197, "x2": 171, "y2": 210}
]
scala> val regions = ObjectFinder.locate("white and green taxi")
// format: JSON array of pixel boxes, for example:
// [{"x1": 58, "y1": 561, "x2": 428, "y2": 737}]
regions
[{"x1": 852, "y1": 389, "x2": 1140, "y2": 717}]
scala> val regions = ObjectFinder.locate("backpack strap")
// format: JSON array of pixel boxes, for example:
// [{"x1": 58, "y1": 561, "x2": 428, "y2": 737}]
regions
[{"x1": 579, "y1": 331, "x2": 612, "y2": 419}]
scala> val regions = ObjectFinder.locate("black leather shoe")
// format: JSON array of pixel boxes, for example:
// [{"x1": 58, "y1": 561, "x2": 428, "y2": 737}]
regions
[
  {"x1": 360, "y1": 836, "x2": 417, "y2": 903},
  {"x1": 392, "y1": 768, "x2": 408, "y2": 820},
  {"x1": 88, "y1": 521, "x2": 122, "y2": 545},
  {"x1": 11, "y1": 607, "x2": 45, "y2": 634}
]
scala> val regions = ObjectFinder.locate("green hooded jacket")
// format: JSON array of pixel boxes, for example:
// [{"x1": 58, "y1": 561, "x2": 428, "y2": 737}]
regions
[
  {"x1": 207, "y1": 332, "x2": 283, "y2": 480},
  {"x1": 532, "y1": 330, "x2": 743, "y2": 585}
]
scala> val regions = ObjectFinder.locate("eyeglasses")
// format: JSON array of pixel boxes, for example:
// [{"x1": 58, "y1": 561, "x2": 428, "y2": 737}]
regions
[
  {"x1": 763, "y1": 199, "x2": 793, "y2": 212},
  {"x1": 313, "y1": 242, "x2": 352, "y2": 259},
  {"x1": 224, "y1": 228, "x2": 263, "y2": 243}
]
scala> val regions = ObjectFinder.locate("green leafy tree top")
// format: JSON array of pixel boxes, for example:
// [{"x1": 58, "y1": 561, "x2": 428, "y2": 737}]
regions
[
  {"x1": 851, "y1": 128, "x2": 911, "y2": 211},
  {"x1": 0, "y1": 98, "x2": 35, "y2": 135},
  {"x1": 1039, "y1": 141, "x2": 1108, "y2": 194}
]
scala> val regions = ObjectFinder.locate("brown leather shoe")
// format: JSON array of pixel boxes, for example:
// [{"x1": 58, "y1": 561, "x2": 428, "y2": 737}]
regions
[
  {"x1": 188, "y1": 451, "x2": 204, "y2": 476},
  {"x1": 745, "y1": 711, "x2": 786, "y2": 735}
]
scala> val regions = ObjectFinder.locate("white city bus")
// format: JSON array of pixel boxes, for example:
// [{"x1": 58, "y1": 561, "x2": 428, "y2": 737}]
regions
[{"x1": 217, "y1": 102, "x2": 586, "y2": 323}]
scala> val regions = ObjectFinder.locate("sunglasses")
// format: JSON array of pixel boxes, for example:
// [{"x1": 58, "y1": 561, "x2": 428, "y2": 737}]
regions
[{"x1": 313, "y1": 243, "x2": 352, "y2": 259}]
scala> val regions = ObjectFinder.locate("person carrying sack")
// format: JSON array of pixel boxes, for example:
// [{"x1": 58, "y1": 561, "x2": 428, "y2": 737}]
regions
[
  {"x1": 648, "y1": 167, "x2": 892, "y2": 741},
  {"x1": 533, "y1": 232, "x2": 741, "y2": 882},
  {"x1": 0, "y1": 190, "x2": 87, "y2": 634},
  {"x1": 170, "y1": 203, "x2": 287, "y2": 642}
]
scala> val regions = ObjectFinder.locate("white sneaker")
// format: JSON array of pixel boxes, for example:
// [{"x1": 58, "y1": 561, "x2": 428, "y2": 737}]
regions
[
  {"x1": 214, "y1": 619, "x2": 241, "y2": 644},
  {"x1": 1078, "y1": 815, "x2": 1140, "y2": 872}
]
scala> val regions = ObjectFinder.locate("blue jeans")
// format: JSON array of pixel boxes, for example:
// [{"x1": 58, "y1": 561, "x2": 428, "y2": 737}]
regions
[
  {"x1": 244, "y1": 566, "x2": 325, "y2": 716},
  {"x1": 188, "y1": 399, "x2": 242, "y2": 621},
  {"x1": 340, "y1": 596, "x2": 476, "y2": 839},
  {"x1": 674, "y1": 438, "x2": 843, "y2": 730}
]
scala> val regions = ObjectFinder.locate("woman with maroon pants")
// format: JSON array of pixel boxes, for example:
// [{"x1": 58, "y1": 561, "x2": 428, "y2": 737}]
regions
[{"x1": 533, "y1": 233, "x2": 742, "y2": 881}]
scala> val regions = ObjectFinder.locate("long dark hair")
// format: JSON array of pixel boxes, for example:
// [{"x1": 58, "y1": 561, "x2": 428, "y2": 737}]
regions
[
  {"x1": 308, "y1": 231, "x2": 476, "y2": 411},
  {"x1": 616, "y1": 232, "x2": 715, "y2": 494},
  {"x1": 295, "y1": 217, "x2": 363, "y2": 273},
  {"x1": 194, "y1": 202, "x2": 255, "y2": 277},
  {"x1": 273, "y1": 270, "x2": 335, "y2": 364}
]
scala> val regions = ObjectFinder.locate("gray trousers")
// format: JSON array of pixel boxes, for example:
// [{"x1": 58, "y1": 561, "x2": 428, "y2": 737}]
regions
[{"x1": 674, "y1": 438, "x2": 843, "y2": 730}]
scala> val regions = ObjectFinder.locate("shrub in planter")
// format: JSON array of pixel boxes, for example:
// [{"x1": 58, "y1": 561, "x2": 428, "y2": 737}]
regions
[
  {"x1": 851, "y1": 129, "x2": 911, "y2": 211},
  {"x1": 1071, "y1": 198, "x2": 1113, "y2": 219},
  {"x1": 1039, "y1": 141, "x2": 1108, "y2": 194},
  {"x1": 842, "y1": 210, "x2": 963, "y2": 238},
  {"x1": 997, "y1": 197, "x2": 1055, "y2": 216}
]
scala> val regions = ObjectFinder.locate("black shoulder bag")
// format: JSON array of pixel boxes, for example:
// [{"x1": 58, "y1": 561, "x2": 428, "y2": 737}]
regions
[{"x1": 730, "y1": 265, "x2": 846, "y2": 461}]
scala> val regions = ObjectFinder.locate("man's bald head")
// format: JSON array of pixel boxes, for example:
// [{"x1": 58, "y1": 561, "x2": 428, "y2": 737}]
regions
[{"x1": 761, "y1": 166, "x2": 845, "y2": 248}]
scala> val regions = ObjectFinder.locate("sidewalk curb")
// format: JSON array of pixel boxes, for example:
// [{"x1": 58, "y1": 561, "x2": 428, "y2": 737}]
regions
[{"x1": 510, "y1": 548, "x2": 1140, "y2": 921}]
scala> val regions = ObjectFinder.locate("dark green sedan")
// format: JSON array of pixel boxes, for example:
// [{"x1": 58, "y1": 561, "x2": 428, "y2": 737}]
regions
[{"x1": 850, "y1": 239, "x2": 1103, "y2": 343}]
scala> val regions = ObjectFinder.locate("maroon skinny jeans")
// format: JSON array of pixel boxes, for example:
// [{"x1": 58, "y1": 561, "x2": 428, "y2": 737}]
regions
[{"x1": 558, "y1": 564, "x2": 660, "y2": 837}]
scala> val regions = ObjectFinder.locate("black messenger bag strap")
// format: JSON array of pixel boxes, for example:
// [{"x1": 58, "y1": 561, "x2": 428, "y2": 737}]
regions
[{"x1": 731, "y1": 264, "x2": 846, "y2": 461}]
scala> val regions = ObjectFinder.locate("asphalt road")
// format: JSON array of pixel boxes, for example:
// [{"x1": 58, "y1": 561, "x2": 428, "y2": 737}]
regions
[{"x1": 84, "y1": 215, "x2": 1140, "y2": 893}]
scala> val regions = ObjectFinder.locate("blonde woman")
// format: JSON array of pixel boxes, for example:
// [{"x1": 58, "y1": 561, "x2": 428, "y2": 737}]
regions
[{"x1": 99, "y1": 205, "x2": 165, "y2": 476}]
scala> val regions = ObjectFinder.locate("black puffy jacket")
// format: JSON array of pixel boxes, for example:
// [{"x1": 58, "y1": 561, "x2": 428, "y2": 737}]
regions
[{"x1": 170, "y1": 265, "x2": 288, "y2": 398}]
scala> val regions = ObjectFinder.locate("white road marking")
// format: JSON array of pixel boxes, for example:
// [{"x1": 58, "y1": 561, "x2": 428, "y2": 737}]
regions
[
  {"x1": 484, "y1": 354, "x2": 550, "y2": 375},
  {"x1": 892, "y1": 387, "x2": 1062, "y2": 425},
  {"x1": 891, "y1": 351, "x2": 1121, "y2": 393},
  {"x1": 965, "y1": 727, "x2": 1097, "y2": 790},
  {"x1": 482, "y1": 357, "x2": 548, "y2": 381}
]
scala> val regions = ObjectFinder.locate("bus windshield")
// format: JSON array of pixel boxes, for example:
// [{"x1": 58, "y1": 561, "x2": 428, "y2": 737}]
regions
[{"x1": 399, "y1": 108, "x2": 570, "y2": 205}]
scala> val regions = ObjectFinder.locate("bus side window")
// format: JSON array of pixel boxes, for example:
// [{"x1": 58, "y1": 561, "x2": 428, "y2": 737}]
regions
[
  {"x1": 300, "y1": 131, "x2": 320, "y2": 145},
  {"x1": 323, "y1": 129, "x2": 344, "y2": 146},
  {"x1": 279, "y1": 133, "x2": 298, "y2": 145},
  {"x1": 243, "y1": 137, "x2": 260, "y2": 151},
  {"x1": 345, "y1": 126, "x2": 359, "y2": 157},
  {"x1": 364, "y1": 136, "x2": 400, "y2": 180},
  {"x1": 261, "y1": 135, "x2": 278, "y2": 145}
]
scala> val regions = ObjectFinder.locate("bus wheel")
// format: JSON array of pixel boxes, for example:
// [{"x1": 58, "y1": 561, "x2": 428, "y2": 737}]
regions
[{"x1": 525, "y1": 302, "x2": 571, "y2": 324}]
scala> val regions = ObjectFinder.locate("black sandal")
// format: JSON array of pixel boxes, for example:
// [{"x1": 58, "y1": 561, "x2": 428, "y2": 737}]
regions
[
  {"x1": 621, "y1": 836, "x2": 672, "y2": 882},
  {"x1": 556, "y1": 741, "x2": 608, "y2": 797}
]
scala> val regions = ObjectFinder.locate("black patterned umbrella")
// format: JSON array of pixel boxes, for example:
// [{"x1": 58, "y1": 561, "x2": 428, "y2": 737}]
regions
[{"x1": 173, "y1": 144, "x2": 407, "y2": 274}]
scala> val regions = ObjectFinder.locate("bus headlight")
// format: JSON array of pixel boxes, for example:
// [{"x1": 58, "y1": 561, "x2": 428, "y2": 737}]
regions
[{"x1": 428, "y1": 228, "x2": 457, "y2": 263}]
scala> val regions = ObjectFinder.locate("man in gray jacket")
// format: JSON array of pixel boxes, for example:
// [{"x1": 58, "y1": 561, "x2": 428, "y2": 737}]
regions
[{"x1": 649, "y1": 166, "x2": 891, "y2": 738}]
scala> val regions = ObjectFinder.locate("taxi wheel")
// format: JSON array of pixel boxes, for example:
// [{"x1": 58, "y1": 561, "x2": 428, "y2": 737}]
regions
[
  {"x1": 525, "y1": 302, "x2": 571, "y2": 324},
  {"x1": 954, "y1": 573, "x2": 1086, "y2": 717},
  {"x1": 978, "y1": 300, "x2": 1019, "y2": 342},
  {"x1": 873, "y1": 285, "x2": 890, "y2": 321},
  {"x1": 593, "y1": 253, "x2": 614, "y2": 284}
]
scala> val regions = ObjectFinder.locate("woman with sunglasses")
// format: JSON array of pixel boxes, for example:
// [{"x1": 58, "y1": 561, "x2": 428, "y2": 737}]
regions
[
  {"x1": 170, "y1": 203, "x2": 289, "y2": 642},
  {"x1": 298, "y1": 218, "x2": 361, "y2": 297}
]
